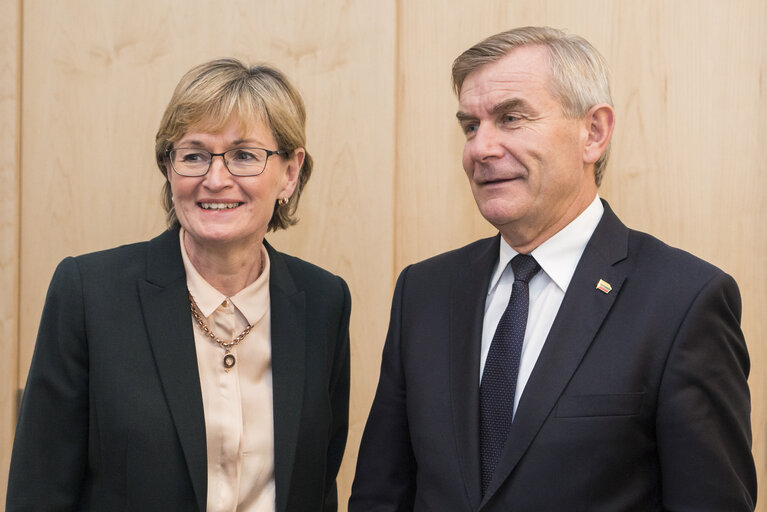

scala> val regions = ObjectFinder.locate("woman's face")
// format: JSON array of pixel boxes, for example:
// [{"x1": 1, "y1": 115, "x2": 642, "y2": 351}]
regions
[{"x1": 167, "y1": 114, "x2": 303, "y2": 254}]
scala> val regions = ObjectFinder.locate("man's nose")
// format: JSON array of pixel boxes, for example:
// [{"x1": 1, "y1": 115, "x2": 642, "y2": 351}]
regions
[{"x1": 469, "y1": 124, "x2": 504, "y2": 161}]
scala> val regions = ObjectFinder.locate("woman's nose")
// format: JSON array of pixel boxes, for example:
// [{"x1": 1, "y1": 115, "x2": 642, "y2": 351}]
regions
[{"x1": 202, "y1": 155, "x2": 233, "y2": 189}]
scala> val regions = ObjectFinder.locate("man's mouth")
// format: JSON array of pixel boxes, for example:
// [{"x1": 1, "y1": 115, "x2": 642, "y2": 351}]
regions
[
  {"x1": 479, "y1": 176, "x2": 518, "y2": 185},
  {"x1": 198, "y1": 202, "x2": 242, "y2": 210}
]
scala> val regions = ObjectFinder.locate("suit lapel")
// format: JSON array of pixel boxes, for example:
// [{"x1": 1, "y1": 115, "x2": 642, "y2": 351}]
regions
[
  {"x1": 265, "y1": 242, "x2": 306, "y2": 512},
  {"x1": 137, "y1": 228, "x2": 207, "y2": 512},
  {"x1": 450, "y1": 236, "x2": 500, "y2": 509},
  {"x1": 481, "y1": 202, "x2": 630, "y2": 505}
]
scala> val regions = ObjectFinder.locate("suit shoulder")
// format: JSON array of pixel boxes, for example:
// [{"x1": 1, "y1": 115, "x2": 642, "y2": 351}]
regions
[
  {"x1": 622, "y1": 228, "x2": 742, "y2": 310},
  {"x1": 271, "y1": 247, "x2": 348, "y2": 292},
  {"x1": 64, "y1": 238, "x2": 149, "y2": 278},
  {"x1": 63, "y1": 230, "x2": 178, "y2": 282},
  {"x1": 627, "y1": 228, "x2": 728, "y2": 282},
  {"x1": 75, "y1": 238, "x2": 149, "y2": 263},
  {"x1": 406, "y1": 235, "x2": 498, "y2": 274}
]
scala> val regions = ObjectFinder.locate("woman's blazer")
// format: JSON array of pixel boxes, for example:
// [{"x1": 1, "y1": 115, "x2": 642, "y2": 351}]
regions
[{"x1": 7, "y1": 227, "x2": 351, "y2": 512}]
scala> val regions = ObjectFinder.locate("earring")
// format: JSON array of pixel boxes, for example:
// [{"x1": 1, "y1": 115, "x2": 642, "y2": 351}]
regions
[{"x1": 278, "y1": 197, "x2": 288, "y2": 206}]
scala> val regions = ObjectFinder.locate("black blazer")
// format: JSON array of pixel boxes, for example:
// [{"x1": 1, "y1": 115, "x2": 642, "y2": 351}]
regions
[
  {"x1": 7, "y1": 228, "x2": 351, "y2": 512},
  {"x1": 350, "y1": 201, "x2": 756, "y2": 511}
]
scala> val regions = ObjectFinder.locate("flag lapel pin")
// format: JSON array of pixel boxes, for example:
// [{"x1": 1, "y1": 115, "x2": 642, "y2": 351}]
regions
[{"x1": 596, "y1": 279, "x2": 612, "y2": 294}]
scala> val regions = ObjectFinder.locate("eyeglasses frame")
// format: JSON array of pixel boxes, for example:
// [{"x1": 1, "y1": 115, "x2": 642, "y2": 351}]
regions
[{"x1": 165, "y1": 146, "x2": 289, "y2": 177}]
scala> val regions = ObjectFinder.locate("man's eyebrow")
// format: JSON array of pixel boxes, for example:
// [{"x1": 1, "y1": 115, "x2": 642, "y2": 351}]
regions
[
  {"x1": 455, "y1": 111, "x2": 476, "y2": 123},
  {"x1": 456, "y1": 98, "x2": 535, "y2": 122},
  {"x1": 492, "y1": 98, "x2": 530, "y2": 114}
]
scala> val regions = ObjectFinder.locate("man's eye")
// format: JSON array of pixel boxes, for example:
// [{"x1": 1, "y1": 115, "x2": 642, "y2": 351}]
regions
[
  {"x1": 503, "y1": 114, "x2": 520, "y2": 123},
  {"x1": 462, "y1": 123, "x2": 478, "y2": 135}
]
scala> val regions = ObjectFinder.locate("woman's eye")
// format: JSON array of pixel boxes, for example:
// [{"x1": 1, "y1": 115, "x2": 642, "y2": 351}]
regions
[
  {"x1": 182, "y1": 152, "x2": 206, "y2": 162},
  {"x1": 232, "y1": 150, "x2": 264, "y2": 162}
]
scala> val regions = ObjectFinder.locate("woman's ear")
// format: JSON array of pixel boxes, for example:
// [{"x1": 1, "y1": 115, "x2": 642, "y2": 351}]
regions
[{"x1": 281, "y1": 147, "x2": 305, "y2": 197}]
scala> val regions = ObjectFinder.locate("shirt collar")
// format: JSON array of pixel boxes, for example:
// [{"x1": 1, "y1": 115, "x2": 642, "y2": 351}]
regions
[
  {"x1": 180, "y1": 228, "x2": 271, "y2": 325},
  {"x1": 489, "y1": 195, "x2": 604, "y2": 293}
]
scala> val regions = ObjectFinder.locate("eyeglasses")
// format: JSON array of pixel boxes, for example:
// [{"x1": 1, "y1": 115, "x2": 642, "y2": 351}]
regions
[{"x1": 166, "y1": 147, "x2": 288, "y2": 177}]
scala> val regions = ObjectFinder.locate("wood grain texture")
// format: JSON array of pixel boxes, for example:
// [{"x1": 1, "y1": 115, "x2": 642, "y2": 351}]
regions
[
  {"x1": 10, "y1": 0, "x2": 767, "y2": 509},
  {"x1": 0, "y1": 0, "x2": 19, "y2": 505},
  {"x1": 602, "y1": 8, "x2": 767, "y2": 509}
]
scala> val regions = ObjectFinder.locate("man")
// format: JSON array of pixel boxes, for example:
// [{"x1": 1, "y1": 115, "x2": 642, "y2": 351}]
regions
[{"x1": 349, "y1": 26, "x2": 756, "y2": 511}]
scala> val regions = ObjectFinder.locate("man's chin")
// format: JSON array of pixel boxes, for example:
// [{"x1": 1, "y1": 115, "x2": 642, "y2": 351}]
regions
[{"x1": 476, "y1": 200, "x2": 526, "y2": 229}]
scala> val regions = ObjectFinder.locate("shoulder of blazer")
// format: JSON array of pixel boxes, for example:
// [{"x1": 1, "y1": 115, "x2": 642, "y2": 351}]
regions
[
  {"x1": 264, "y1": 238, "x2": 349, "y2": 297},
  {"x1": 404, "y1": 235, "x2": 500, "y2": 276},
  {"x1": 590, "y1": 200, "x2": 723, "y2": 279},
  {"x1": 68, "y1": 228, "x2": 181, "y2": 285},
  {"x1": 595, "y1": 212, "x2": 726, "y2": 292},
  {"x1": 625, "y1": 228, "x2": 725, "y2": 280}
]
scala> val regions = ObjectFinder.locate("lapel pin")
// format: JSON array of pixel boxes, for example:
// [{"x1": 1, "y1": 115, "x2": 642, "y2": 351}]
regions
[{"x1": 596, "y1": 279, "x2": 612, "y2": 294}]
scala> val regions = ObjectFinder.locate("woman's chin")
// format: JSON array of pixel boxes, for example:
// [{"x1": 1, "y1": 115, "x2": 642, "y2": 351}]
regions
[{"x1": 184, "y1": 224, "x2": 266, "y2": 251}]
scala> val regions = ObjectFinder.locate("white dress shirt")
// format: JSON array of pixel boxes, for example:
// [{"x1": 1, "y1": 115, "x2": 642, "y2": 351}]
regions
[
  {"x1": 480, "y1": 195, "x2": 604, "y2": 418},
  {"x1": 180, "y1": 229, "x2": 276, "y2": 512}
]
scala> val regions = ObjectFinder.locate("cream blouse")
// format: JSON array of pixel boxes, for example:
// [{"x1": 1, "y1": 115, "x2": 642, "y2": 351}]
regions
[{"x1": 180, "y1": 229, "x2": 275, "y2": 512}]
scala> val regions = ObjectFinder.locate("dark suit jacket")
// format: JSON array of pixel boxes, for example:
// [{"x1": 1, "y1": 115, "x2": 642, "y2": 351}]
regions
[
  {"x1": 7, "y1": 228, "x2": 351, "y2": 512},
  {"x1": 350, "y1": 201, "x2": 756, "y2": 511}
]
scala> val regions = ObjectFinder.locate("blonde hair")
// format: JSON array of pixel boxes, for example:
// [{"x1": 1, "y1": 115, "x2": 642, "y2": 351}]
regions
[
  {"x1": 155, "y1": 58, "x2": 312, "y2": 230},
  {"x1": 452, "y1": 27, "x2": 613, "y2": 185}
]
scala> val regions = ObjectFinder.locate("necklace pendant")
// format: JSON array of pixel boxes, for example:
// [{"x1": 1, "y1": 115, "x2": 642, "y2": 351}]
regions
[{"x1": 223, "y1": 352, "x2": 236, "y2": 372}]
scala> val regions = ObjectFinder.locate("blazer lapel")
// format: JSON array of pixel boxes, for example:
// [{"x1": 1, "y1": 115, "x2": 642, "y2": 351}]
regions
[
  {"x1": 450, "y1": 236, "x2": 501, "y2": 509},
  {"x1": 265, "y1": 242, "x2": 306, "y2": 512},
  {"x1": 137, "y1": 228, "x2": 207, "y2": 512},
  {"x1": 481, "y1": 201, "x2": 630, "y2": 505}
]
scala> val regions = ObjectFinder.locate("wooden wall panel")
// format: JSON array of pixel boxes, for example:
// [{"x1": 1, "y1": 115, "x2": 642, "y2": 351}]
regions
[
  {"x1": 11, "y1": 0, "x2": 766, "y2": 509},
  {"x1": 18, "y1": 0, "x2": 394, "y2": 507},
  {"x1": 397, "y1": 1, "x2": 766, "y2": 509},
  {"x1": 0, "y1": 0, "x2": 20, "y2": 504},
  {"x1": 603, "y1": 5, "x2": 767, "y2": 505}
]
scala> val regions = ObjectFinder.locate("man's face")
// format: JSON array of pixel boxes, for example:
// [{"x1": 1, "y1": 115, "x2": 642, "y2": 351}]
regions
[{"x1": 457, "y1": 45, "x2": 597, "y2": 251}]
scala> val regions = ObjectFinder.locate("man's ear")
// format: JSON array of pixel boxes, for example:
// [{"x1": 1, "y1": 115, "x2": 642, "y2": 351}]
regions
[{"x1": 582, "y1": 103, "x2": 615, "y2": 165}]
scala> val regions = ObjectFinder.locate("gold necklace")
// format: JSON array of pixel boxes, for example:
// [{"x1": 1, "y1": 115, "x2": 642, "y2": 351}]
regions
[{"x1": 189, "y1": 293, "x2": 253, "y2": 372}]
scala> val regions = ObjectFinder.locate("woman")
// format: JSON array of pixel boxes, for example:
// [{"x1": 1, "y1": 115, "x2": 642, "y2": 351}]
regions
[{"x1": 7, "y1": 59, "x2": 350, "y2": 512}]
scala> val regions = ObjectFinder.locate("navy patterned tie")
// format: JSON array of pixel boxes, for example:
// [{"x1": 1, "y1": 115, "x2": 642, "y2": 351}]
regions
[{"x1": 479, "y1": 253, "x2": 540, "y2": 496}]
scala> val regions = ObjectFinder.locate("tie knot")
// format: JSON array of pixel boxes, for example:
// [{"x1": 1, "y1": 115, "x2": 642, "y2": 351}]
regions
[{"x1": 511, "y1": 254, "x2": 540, "y2": 284}]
